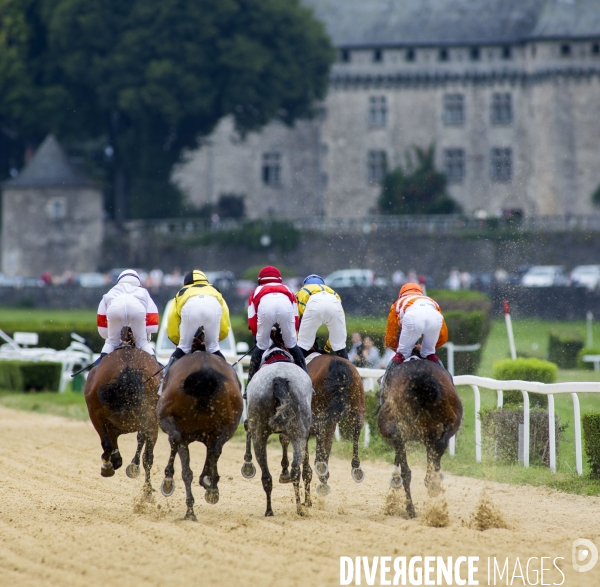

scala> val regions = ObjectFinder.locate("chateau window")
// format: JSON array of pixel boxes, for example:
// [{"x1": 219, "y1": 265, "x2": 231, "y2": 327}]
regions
[
  {"x1": 560, "y1": 44, "x2": 572, "y2": 57},
  {"x1": 443, "y1": 94, "x2": 464, "y2": 125},
  {"x1": 444, "y1": 149, "x2": 465, "y2": 184},
  {"x1": 262, "y1": 152, "x2": 281, "y2": 187},
  {"x1": 405, "y1": 48, "x2": 415, "y2": 62},
  {"x1": 373, "y1": 49, "x2": 383, "y2": 63},
  {"x1": 439, "y1": 48, "x2": 449, "y2": 62},
  {"x1": 592, "y1": 43, "x2": 600, "y2": 56},
  {"x1": 490, "y1": 148, "x2": 512, "y2": 182},
  {"x1": 367, "y1": 150, "x2": 387, "y2": 184},
  {"x1": 46, "y1": 197, "x2": 67, "y2": 220},
  {"x1": 501, "y1": 46, "x2": 512, "y2": 60},
  {"x1": 368, "y1": 96, "x2": 387, "y2": 127},
  {"x1": 340, "y1": 49, "x2": 351, "y2": 63},
  {"x1": 491, "y1": 93, "x2": 513, "y2": 125},
  {"x1": 470, "y1": 47, "x2": 480, "y2": 61}
]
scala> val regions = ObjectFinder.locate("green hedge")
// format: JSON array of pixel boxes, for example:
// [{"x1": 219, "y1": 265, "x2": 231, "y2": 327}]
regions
[
  {"x1": 0, "y1": 361, "x2": 62, "y2": 392},
  {"x1": 548, "y1": 330, "x2": 584, "y2": 369},
  {"x1": 492, "y1": 358, "x2": 558, "y2": 408},
  {"x1": 582, "y1": 412, "x2": 600, "y2": 479},
  {"x1": 577, "y1": 347, "x2": 600, "y2": 370},
  {"x1": 0, "y1": 322, "x2": 103, "y2": 353}
]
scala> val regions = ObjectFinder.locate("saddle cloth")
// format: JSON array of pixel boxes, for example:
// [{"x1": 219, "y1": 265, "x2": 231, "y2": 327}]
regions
[
  {"x1": 305, "y1": 352, "x2": 322, "y2": 365},
  {"x1": 259, "y1": 347, "x2": 293, "y2": 369}
]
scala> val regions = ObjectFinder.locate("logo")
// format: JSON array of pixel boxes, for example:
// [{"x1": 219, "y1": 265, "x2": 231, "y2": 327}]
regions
[{"x1": 572, "y1": 539, "x2": 598, "y2": 573}]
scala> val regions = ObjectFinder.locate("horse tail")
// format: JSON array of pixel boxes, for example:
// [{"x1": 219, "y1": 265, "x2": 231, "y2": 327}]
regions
[
  {"x1": 269, "y1": 377, "x2": 299, "y2": 431},
  {"x1": 98, "y1": 367, "x2": 145, "y2": 412},
  {"x1": 404, "y1": 361, "x2": 443, "y2": 409},
  {"x1": 323, "y1": 358, "x2": 352, "y2": 421},
  {"x1": 181, "y1": 367, "x2": 224, "y2": 409}
]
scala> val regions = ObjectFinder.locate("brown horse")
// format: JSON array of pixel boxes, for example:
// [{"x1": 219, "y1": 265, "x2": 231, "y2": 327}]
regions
[
  {"x1": 279, "y1": 354, "x2": 365, "y2": 495},
  {"x1": 84, "y1": 327, "x2": 160, "y2": 496},
  {"x1": 378, "y1": 358, "x2": 462, "y2": 518},
  {"x1": 157, "y1": 330, "x2": 243, "y2": 521}
]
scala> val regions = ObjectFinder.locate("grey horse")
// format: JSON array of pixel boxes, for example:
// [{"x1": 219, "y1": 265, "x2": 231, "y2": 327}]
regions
[{"x1": 243, "y1": 357, "x2": 313, "y2": 516}]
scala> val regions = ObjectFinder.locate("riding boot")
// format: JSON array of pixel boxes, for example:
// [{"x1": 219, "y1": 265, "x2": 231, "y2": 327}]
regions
[
  {"x1": 95, "y1": 352, "x2": 107, "y2": 366},
  {"x1": 247, "y1": 346, "x2": 264, "y2": 384},
  {"x1": 289, "y1": 345, "x2": 309, "y2": 374},
  {"x1": 212, "y1": 350, "x2": 226, "y2": 360},
  {"x1": 299, "y1": 346, "x2": 311, "y2": 358},
  {"x1": 158, "y1": 347, "x2": 186, "y2": 394},
  {"x1": 425, "y1": 354, "x2": 446, "y2": 371},
  {"x1": 335, "y1": 348, "x2": 349, "y2": 360}
]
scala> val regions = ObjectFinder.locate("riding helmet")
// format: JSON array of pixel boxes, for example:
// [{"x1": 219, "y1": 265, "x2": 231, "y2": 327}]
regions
[
  {"x1": 399, "y1": 282, "x2": 423, "y2": 296},
  {"x1": 302, "y1": 274, "x2": 324, "y2": 286},
  {"x1": 183, "y1": 270, "x2": 209, "y2": 285},
  {"x1": 117, "y1": 269, "x2": 141, "y2": 286},
  {"x1": 258, "y1": 266, "x2": 282, "y2": 284}
]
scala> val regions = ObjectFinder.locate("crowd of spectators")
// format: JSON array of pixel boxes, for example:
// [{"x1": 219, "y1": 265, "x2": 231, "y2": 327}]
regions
[{"x1": 348, "y1": 331, "x2": 394, "y2": 369}]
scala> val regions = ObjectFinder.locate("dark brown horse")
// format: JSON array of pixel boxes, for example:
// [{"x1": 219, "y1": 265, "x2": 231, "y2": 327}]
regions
[
  {"x1": 378, "y1": 358, "x2": 462, "y2": 518},
  {"x1": 279, "y1": 354, "x2": 365, "y2": 495},
  {"x1": 85, "y1": 327, "x2": 160, "y2": 497},
  {"x1": 157, "y1": 330, "x2": 243, "y2": 521}
]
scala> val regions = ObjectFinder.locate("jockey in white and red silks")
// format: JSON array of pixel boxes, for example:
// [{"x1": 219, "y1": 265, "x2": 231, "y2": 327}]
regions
[
  {"x1": 247, "y1": 265, "x2": 308, "y2": 381},
  {"x1": 96, "y1": 270, "x2": 159, "y2": 364}
]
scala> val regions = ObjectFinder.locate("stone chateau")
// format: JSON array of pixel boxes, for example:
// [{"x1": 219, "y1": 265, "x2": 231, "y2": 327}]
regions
[{"x1": 174, "y1": 0, "x2": 600, "y2": 219}]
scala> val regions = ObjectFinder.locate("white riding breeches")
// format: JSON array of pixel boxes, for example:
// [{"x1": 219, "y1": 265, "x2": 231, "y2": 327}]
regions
[
  {"x1": 178, "y1": 295, "x2": 223, "y2": 354},
  {"x1": 256, "y1": 293, "x2": 297, "y2": 350},
  {"x1": 101, "y1": 294, "x2": 154, "y2": 355},
  {"x1": 397, "y1": 303, "x2": 443, "y2": 359},
  {"x1": 297, "y1": 292, "x2": 346, "y2": 351}
]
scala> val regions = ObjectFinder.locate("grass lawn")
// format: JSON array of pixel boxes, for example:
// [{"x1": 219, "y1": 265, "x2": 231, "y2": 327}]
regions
[
  {"x1": 0, "y1": 307, "x2": 96, "y2": 325},
  {"x1": 0, "y1": 389, "x2": 88, "y2": 420}
]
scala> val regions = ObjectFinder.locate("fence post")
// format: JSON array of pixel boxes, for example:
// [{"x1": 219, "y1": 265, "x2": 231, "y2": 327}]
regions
[
  {"x1": 548, "y1": 394, "x2": 556, "y2": 473},
  {"x1": 571, "y1": 392, "x2": 583, "y2": 475},
  {"x1": 521, "y1": 390, "x2": 530, "y2": 468},
  {"x1": 471, "y1": 385, "x2": 481, "y2": 462}
]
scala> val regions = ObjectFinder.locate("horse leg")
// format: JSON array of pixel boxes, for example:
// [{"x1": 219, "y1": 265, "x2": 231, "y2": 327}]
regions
[
  {"x1": 392, "y1": 437, "x2": 415, "y2": 518},
  {"x1": 141, "y1": 426, "x2": 158, "y2": 498},
  {"x1": 314, "y1": 422, "x2": 334, "y2": 495},
  {"x1": 200, "y1": 433, "x2": 228, "y2": 505},
  {"x1": 279, "y1": 434, "x2": 291, "y2": 484},
  {"x1": 290, "y1": 437, "x2": 306, "y2": 516},
  {"x1": 160, "y1": 435, "x2": 179, "y2": 497},
  {"x1": 240, "y1": 419, "x2": 256, "y2": 479},
  {"x1": 350, "y1": 412, "x2": 365, "y2": 483},
  {"x1": 178, "y1": 444, "x2": 196, "y2": 521},
  {"x1": 126, "y1": 431, "x2": 145, "y2": 479},
  {"x1": 302, "y1": 440, "x2": 312, "y2": 507},
  {"x1": 254, "y1": 432, "x2": 274, "y2": 517},
  {"x1": 424, "y1": 432, "x2": 449, "y2": 497},
  {"x1": 100, "y1": 423, "x2": 120, "y2": 477}
]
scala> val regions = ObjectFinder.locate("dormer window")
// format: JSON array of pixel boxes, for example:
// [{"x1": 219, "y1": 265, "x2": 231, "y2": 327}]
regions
[
  {"x1": 340, "y1": 49, "x2": 351, "y2": 63},
  {"x1": 560, "y1": 43, "x2": 571, "y2": 57},
  {"x1": 439, "y1": 48, "x2": 449, "y2": 62},
  {"x1": 592, "y1": 43, "x2": 600, "y2": 55},
  {"x1": 373, "y1": 49, "x2": 383, "y2": 63},
  {"x1": 470, "y1": 47, "x2": 480, "y2": 61},
  {"x1": 501, "y1": 46, "x2": 512, "y2": 60},
  {"x1": 405, "y1": 48, "x2": 415, "y2": 62}
]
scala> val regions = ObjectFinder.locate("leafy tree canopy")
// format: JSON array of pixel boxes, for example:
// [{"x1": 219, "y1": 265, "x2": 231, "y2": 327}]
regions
[
  {"x1": 0, "y1": 0, "x2": 335, "y2": 218},
  {"x1": 378, "y1": 145, "x2": 461, "y2": 215}
]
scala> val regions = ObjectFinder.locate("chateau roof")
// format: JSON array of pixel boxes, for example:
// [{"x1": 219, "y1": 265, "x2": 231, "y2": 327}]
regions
[
  {"x1": 3, "y1": 134, "x2": 93, "y2": 189},
  {"x1": 303, "y1": 0, "x2": 600, "y2": 48}
]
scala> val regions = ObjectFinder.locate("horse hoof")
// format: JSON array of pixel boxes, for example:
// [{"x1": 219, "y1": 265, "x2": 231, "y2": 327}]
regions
[
  {"x1": 160, "y1": 478, "x2": 175, "y2": 497},
  {"x1": 110, "y1": 451, "x2": 123, "y2": 470},
  {"x1": 389, "y1": 475, "x2": 403, "y2": 489},
  {"x1": 315, "y1": 461, "x2": 328, "y2": 477},
  {"x1": 241, "y1": 462, "x2": 256, "y2": 479},
  {"x1": 316, "y1": 483, "x2": 331, "y2": 496},
  {"x1": 279, "y1": 472, "x2": 292, "y2": 484},
  {"x1": 184, "y1": 511, "x2": 197, "y2": 522},
  {"x1": 101, "y1": 465, "x2": 115, "y2": 478},
  {"x1": 205, "y1": 489, "x2": 219, "y2": 505},
  {"x1": 265, "y1": 509, "x2": 274, "y2": 517},
  {"x1": 126, "y1": 464, "x2": 140, "y2": 479},
  {"x1": 351, "y1": 467, "x2": 365, "y2": 483}
]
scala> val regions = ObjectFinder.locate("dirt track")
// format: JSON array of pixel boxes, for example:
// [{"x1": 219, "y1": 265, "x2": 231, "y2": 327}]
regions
[{"x1": 0, "y1": 406, "x2": 599, "y2": 587}]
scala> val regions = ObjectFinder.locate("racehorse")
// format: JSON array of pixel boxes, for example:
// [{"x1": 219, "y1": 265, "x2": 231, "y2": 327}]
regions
[
  {"x1": 242, "y1": 349, "x2": 313, "y2": 516},
  {"x1": 279, "y1": 354, "x2": 365, "y2": 496},
  {"x1": 157, "y1": 329, "x2": 243, "y2": 521},
  {"x1": 378, "y1": 358, "x2": 462, "y2": 518},
  {"x1": 84, "y1": 327, "x2": 160, "y2": 497}
]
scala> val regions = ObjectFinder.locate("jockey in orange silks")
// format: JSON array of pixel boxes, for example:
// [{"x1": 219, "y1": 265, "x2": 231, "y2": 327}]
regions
[{"x1": 384, "y1": 282, "x2": 448, "y2": 366}]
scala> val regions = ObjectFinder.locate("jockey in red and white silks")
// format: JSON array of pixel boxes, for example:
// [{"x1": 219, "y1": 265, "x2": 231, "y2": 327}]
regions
[
  {"x1": 246, "y1": 266, "x2": 307, "y2": 381},
  {"x1": 97, "y1": 270, "x2": 158, "y2": 357}
]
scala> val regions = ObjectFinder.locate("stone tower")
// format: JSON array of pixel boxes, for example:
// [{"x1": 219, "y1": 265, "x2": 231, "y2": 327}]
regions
[{"x1": 1, "y1": 135, "x2": 104, "y2": 277}]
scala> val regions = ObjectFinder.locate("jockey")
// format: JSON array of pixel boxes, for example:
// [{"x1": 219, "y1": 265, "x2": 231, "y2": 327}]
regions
[
  {"x1": 247, "y1": 265, "x2": 308, "y2": 381},
  {"x1": 162, "y1": 270, "x2": 231, "y2": 381},
  {"x1": 97, "y1": 269, "x2": 158, "y2": 362},
  {"x1": 384, "y1": 282, "x2": 448, "y2": 366},
  {"x1": 296, "y1": 274, "x2": 348, "y2": 359}
]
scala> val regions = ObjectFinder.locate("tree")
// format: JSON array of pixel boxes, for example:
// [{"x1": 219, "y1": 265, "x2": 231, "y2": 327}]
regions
[
  {"x1": 378, "y1": 146, "x2": 461, "y2": 215},
  {"x1": 1, "y1": 0, "x2": 335, "y2": 219}
]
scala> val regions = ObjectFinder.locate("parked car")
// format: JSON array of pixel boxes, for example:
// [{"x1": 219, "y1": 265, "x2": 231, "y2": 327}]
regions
[
  {"x1": 570, "y1": 265, "x2": 600, "y2": 291},
  {"x1": 76, "y1": 272, "x2": 107, "y2": 288},
  {"x1": 154, "y1": 299, "x2": 248, "y2": 365},
  {"x1": 324, "y1": 269, "x2": 374, "y2": 288},
  {"x1": 521, "y1": 265, "x2": 568, "y2": 287}
]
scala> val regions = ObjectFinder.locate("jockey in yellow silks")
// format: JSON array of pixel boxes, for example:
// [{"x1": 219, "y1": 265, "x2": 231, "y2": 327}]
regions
[
  {"x1": 384, "y1": 282, "x2": 448, "y2": 366},
  {"x1": 296, "y1": 275, "x2": 348, "y2": 359}
]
